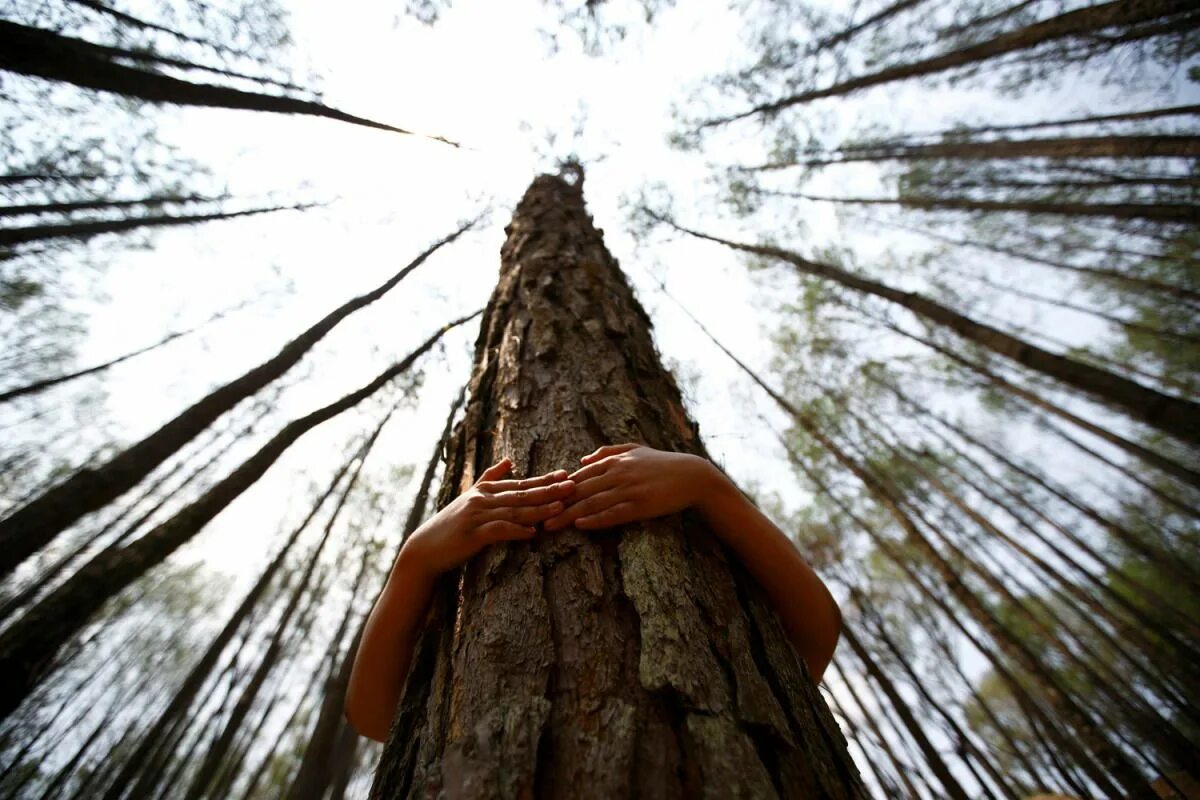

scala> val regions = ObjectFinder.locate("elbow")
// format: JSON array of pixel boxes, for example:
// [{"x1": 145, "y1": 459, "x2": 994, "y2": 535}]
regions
[
  {"x1": 808, "y1": 590, "x2": 842, "y2": 683},
  {"x1": 343, "y1": 691, "x2": 388, "y2": 743}
]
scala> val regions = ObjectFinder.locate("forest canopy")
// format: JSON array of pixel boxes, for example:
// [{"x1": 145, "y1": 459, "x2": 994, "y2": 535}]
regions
[{"x1": 0, "y1": 0, "x2": 1197, "y2": 798}]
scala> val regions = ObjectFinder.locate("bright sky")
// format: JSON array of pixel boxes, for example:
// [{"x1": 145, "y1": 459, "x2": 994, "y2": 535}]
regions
[{"x1": 30, "y1": 0, "x2": 1193, "y2": 583}]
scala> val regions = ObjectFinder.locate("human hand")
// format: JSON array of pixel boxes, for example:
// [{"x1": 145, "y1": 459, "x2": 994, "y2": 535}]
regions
[
  {"x1": 543, "y1": 443, "x2": 718, "y2": 531},
  {"x1": 399, "y1": 458, "x2": 574, "y2": 580}
]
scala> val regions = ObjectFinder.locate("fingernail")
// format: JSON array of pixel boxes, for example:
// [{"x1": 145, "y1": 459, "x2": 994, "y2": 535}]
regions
[{"x1": 550, "y1": 502, "x2": 564, "y2": 512}]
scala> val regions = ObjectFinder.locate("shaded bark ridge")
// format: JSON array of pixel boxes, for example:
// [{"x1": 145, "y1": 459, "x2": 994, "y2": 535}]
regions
[{"x1": 371, "y1": 175, "x2": 864, "y2": 799}]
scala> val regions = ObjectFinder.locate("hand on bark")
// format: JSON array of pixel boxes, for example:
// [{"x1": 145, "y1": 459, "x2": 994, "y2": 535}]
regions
[
  {"x1": 400, "y1": 458, "x2": 574, "y2": 579},
  {"x1": 544, "y1": 443, "x2": 715, "y2": 531}
]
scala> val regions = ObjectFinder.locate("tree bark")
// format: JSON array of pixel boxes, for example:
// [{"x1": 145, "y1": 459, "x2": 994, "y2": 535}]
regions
[
  {"x1": 0, "y1": 221, "x2": 474, "y2": 579},
  {"x1": 746, "y1": 134, "x2": 1200, "y2": 169},
  {"x1": 654, "y1": 214, "x2": 1200, "y2": 447},
  {"x1": 370, "y1": 171, "x2": 865, "y2": 799},
  {"x1": 700, "y1": 0, "x2": 1200, "y2": 126},
  {"x1": 784, "y1": 191, "x2": 1200, "y2": 224},
  {"x1": 0, "y1": 203, "x2": 306, "y2": 249},
  {"x1": 899, "y1": 103, "x2": 1200, "y2": 139},
  {"x1": 0, "y1": 19, "x2": 456, "y2": 145}
]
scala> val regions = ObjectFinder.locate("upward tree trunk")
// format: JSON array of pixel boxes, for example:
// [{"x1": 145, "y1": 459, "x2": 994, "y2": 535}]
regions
[
  {"x1": 0, "y1": 20, "x2": 456, "y2": 145},
  {"x1": 654, "y1": 214, "x2": 1200, "y2": 447},
  {"x1": 0, "y1": 314, "x2": 473, "y2": 721},
  {"x1": 745, "y1": 134, "x2": 1200, "y2": 169},
  {"x1": 699, "y1": 0, "x2": 1199, "y2": 126},
  {"x1": 0, "y1": 221, "x2": 474, "y2": 580},
  {"x1": 371, "y1": 171, "x2": 864, "y2": 799}
]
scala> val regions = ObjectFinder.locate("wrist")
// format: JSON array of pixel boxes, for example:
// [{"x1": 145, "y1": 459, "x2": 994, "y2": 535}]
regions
[
  {"x1": 393, "y1": 539, "x2": 439, "y2": 591},
  {"x1": 689, "y1": 456, "x2": 737, "y2": 518}
]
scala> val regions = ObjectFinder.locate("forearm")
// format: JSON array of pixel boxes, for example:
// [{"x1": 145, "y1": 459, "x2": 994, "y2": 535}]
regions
[
  {"x1": 344, "y1": 549, "x2": 435, "y2": 742},
  {"x1": 694, "y1": 462, "x2": 841, "y2": 681}
]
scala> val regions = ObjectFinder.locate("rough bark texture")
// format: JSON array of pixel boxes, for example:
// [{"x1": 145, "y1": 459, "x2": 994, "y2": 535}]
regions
[{"x1": 370, "y1": 172, "x2": 865, "y2": 799}]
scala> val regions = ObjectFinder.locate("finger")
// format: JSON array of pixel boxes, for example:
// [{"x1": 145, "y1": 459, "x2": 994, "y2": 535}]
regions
[
  {"x1": 489, "y1": 481, "x2": 575, "y2": 507},
  {"x1": 477, "y1": 458, "x2": 513, "y2": 483},
  {"x1": 477, "y1": 521, "x2": 537, "y2": 543},
  {"x1": 580, "y1": 443, "x2": 640, "y2": 464},
  {"x1": 575, "y1": 502, "x2": 640, "y2": 530},
  {"x1": 478, "y1": 470, "x2": 569, "y2": 493},
  {"x1": 564, "y1": 472, "x2": 620, "y2": 503},
  {"x1": 486, "y1": 501, "x2": 565, "y2": 524},
  {"x1": 544, "y1": 489, "x2": 625, "y2": 531},
  {"x1": 566, "y1": 459, "x2": 616, "y2": 484}
]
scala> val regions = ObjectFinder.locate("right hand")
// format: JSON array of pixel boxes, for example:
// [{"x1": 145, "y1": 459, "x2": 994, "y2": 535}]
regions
[{"x1": 399, "y1": 458, "x2": 574, "y2": 580}]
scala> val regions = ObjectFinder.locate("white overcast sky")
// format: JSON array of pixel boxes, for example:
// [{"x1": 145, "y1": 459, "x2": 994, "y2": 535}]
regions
[{"x1": 24, "y1": 0, "x2": 1197, "y2": 582}]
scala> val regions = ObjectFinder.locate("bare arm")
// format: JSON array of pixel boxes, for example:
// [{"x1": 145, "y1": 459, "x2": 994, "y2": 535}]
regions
[
  {"x1": 545, "y1": 444, "x2": 840, "y2": 680},
  {"x1": 345, "y1": 459, "x2": 574, "y2": 741}
]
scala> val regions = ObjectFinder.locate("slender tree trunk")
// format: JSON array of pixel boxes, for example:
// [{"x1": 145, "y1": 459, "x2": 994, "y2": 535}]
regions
[
  {"x1": 0, "y1": 203, "x2": 308, "y2": 249},
  {"x1": 0, "y1": 194, "x2": 211, "y2": 217},
  {"x1": 898, "y1": 103, "x2": 1200, "y2": 139},
  {"x1": 0, "y1": 221, "x2": 474, "y2": 579},
  {"x1": 182, "y1": 514, "x2": 348, "y2": 800},
  {"x1": 807, "y1": 0, "x2": 927, "y2": 55},
  {"x1": 700, "y1": 0, "x2": 1200, "y2": 125},
  {"x1": 874, "y1": 315, "x2": 1200, "y2": 489},
  {"x1": 840, "y1": 624, "x2": 971, "y2": 800},
  {"x1": 0, "y1": 20, "x2": 456, "y2": 145},
  {"x1": 0, "y1": 314, "x2": 471, "y2": 721},
  {"x1": 785, "y1": 190, "x2": 1200, "y2": 223},
  {"x1": 98, "y1": 442, "x2": 365, "y2": 800},
  {"x1": 0, "y1": 297, "x2": 249, "y2": 405},
  {"x1": 687, "y1": 308, "x2": 1148, "y2": 795},
  {"x1": 285, "y1": 389, "x2": 462, "y2": 800},
  {"x1": 653, "y1": 214, "x2": 1200, "y2": 446},
  {"x1": 371, "y1": 171, "x2": 865, "y2": 798},
  {"x1": 831, "y1": 660, "x2": 923, "y2": 798},
  {"x1": 746, "y1": 134, "x2": 1200, "y2": 169}
]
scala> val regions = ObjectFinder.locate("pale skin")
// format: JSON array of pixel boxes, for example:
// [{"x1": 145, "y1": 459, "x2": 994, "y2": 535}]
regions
[{"x1": 345, "y1": 444, "x2": 841, "y2": 743}]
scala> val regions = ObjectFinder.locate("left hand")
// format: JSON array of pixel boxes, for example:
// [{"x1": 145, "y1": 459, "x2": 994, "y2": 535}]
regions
[{"x1": 544, "y1": 443, "x2": 715, "y2": 531}]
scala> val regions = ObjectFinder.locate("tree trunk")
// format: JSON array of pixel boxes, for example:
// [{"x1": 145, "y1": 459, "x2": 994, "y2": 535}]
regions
[
  {"x1": 786, "y1": 191, "x2": 1200, "y2": 224},
  {"x1": 747, "y1": 134, "x2": 1200, "y2": 169},
  {"x1": 0, "y1": 314, "x2": 471, "y2": 721},
  {"x1": 0, "y1": 296, "x2": 246, "y2": 405},
  {"x1": 0, "y1": 19, "x2": 454, "y2": 145},
  {"x1": 878, "y1": 318, "x2": 1200, "y2": 491},
  {"x1": 656, "y1": 215, "x2": 1200, "y2": 449},
  {"x1": 700, "y1": 0, "x2": 1200, "y2": 126},
  {"x1": 0, "y1": 221, "x2": 474, "y2": 579},
  {"x1": 97, "y1": 441, "x2": 365, "y2": 800},
  {"x1": 286, "y1": 389, "x2": 462, "y2": 800},
  {"x1": 899, "y1": 103, "x2": 1200, "y2": 139},
  {"x1": 877, "y1": 218, "x2": 1200, "y2": 305},
  {"x1": 0, "y1": 203, "x2": 305, "y2": 249},
  {"x1": 370, "y1": 171, "x2": 865, "y2": 799},
  {"x1": 0, "y1": 194, "x2": 210, "y2": 217},
  {"x1": 840, "y1": 623, "x2": 972, "y2": 800},
  {"x1": 686, "y1": 313, "x2": 1147, "y2": 795}
]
